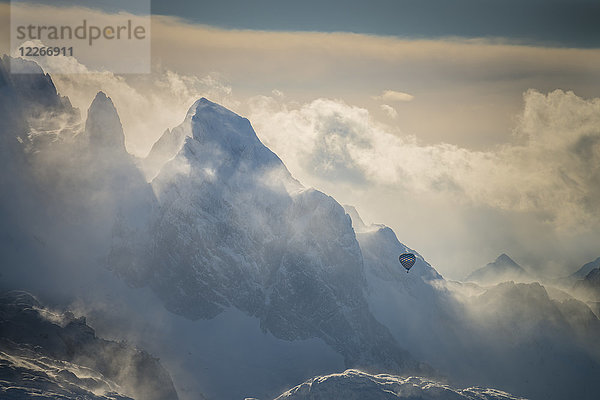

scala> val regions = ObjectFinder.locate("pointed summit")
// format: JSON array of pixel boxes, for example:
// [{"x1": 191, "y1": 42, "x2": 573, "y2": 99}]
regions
[
  {"x1": 145, "y1": 98, "x2": 285, "y2": 180},
  {"x1": 185, "y1": 97, "x2": 214, "y2": 118},
  {"x1": 466, "y1": 253, "x2": 532, "y2": 285},
  {"x1": 189, "y1": 97, "x2": 261, "y2": 154},
  {"x1": 84, "y1": 91, "x2": 125, "y2": 151},
  {"x1": 187, "y1": 97, "x2": 235, "y2": 117},
  {"x1": 493, "y1": 253, "x2": 520, "y2": 268}
]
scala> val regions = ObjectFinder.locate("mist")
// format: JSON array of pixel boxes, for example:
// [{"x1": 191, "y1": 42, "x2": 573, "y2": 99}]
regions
[
  {"x1": 245, "y1": 92, "x2": 600, "y2": 279},
  {"x1": 38, "y1": 59, "x2": 600, "y2": 280},
  {"x1": 24, "y1": 44, "x2": 599, "y2": 280}
]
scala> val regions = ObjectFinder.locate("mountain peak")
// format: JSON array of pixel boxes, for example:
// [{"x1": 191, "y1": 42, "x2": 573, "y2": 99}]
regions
[
  {"x1": 570, "y1": 256, "x2": 600, "y2": 279},
  {"x1": 93, "y1": 91, "x2": 109, "y2": 103},
  {"x1": 145, "y1": 98, "x2": 285, "y2": 181},
  {"x1": 186, "y1": 97, "x2": 237, "y2": 122},
  {"x1": 466, "y1": 253, "x2": 531, "y2": 284},
  {"x1": 189, "y1": 97, "x2": 260, "y2": 148},
  {"x1": 180, "y1": 97, "x2": 285, "y2": 173},
  {"x1": 494, "y1": 253, "x2": 518, "y2": 267},
  {"x1": 1, "y1": 56, "x2": 73, "y2": 114},
  {"x1": 84, "y1": 91, "x2": 125, "y2": 150},
  {"x1": 186, "y1": 97, "x2": 213, "y2": 117}
]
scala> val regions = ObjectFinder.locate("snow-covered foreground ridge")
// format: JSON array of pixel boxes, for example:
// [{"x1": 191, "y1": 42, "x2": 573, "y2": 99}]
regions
[
  {"x1": 1, "y1": 56, "x2": 599, "y2": 400},
  {"x1": 275, "y1": 369, "x2": 527, "y2": 400}
]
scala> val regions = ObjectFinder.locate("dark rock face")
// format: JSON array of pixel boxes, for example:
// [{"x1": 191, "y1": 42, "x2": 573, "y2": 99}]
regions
[
  {"x1": 574, "y1": 267, "x2": 600, "y2": 302},
  {"x1": 0, "y1": 56, "x2": 74, "y2": 114},
  {"x1": 0, "y1": 56, "x2": 80, "y2": 152},
  {"x1": 570, "y1": 257, "x2": 600, "y2": 280},
  {"x1": 0, "y1": 291, "x2": 178, "y2": 400},
  {"x1": 84, "y1": 92, "x2": 126, "y2": 151}
]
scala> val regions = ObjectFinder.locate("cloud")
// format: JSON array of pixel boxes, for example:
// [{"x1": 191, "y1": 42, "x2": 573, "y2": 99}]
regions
[
  {"x1": 248, "y1": 90, "x2": 600, "y2": 277},
  {"x1": 4, "y1": 3, "x2": 600, "y2": 151},
  {"x1": 251, "y1": 90, "x2": 600, "y2": 231},
  {"x1": 249, "y1": 95, "x2": 484, "y2": 197},
  {"x1": 5, "y1": 2, "x2": 600, "y2": 277},
  {"x1": 375, "y1": 90, "x2": 414, "y2": 102},
  {"x1": 145, "y1": 15, "x2": 600, "y2": 149},
  {"x1": 380, "y1": 104, "x2": 398, "y2": 118},
  {"x1": 41, "y1": 60, "x2": 235, "y2": 157}
]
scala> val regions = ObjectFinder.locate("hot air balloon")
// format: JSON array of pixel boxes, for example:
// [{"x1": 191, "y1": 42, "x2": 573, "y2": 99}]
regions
[{"x1": 399, "y1": 253, "x2": 416, "y2": 273}]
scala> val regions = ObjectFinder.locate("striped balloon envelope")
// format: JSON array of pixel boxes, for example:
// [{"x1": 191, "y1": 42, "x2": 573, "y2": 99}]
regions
[{"x1": 398, "y1": 253, "x2": 416, "y2": 273}]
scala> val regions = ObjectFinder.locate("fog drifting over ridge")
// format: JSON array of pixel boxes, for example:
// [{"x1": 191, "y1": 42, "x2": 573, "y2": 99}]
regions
[
  {"x1": 4, "y1": 2, "x2": 599, "y2": 279},
  {"x1": 42, "y1": 56, "x2": 600, "y2": 279},
  {"x1": 248, "y1": 90, "x2": 600, "y2": 279}
]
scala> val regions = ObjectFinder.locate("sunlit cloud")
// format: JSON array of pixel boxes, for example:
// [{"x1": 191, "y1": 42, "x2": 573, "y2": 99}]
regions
[
  {"x1": 250, "y1": 90, "x2": 600, "y2": 230},
  {"x1": 247, "y1": 89, "x2": 600, "y2": 277},
  {"x1": 375, "y1": 90, "x2": 414, "y2": 102},
  {"x1": 45, "y1": 61, "x2": 235, "y2": 157},
  {"x1": 380, "y1": 104, "x2": 398, "y2": 118}
]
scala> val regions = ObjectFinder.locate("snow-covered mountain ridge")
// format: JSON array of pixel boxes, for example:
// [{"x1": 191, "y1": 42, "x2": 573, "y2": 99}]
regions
[
  {"x1": 119, "y1": 96, "x2": 430, "y2": 375},
  {"x1": 274, "y1": 369, "x2": 527, "y2": 400}
]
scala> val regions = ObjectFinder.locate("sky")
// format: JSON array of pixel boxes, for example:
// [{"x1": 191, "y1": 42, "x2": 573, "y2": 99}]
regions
[
  {"x1": 1, "y1": 1, "x2": 600, "y2": 279},
  {"x1": 149, "y1": 0, "x2": 600, "y2": 48}
]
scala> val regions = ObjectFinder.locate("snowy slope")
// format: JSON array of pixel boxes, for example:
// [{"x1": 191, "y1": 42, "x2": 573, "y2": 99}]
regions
[
  {"x1": 0, "y1": 291, "x2": 177, "y2": 400},
  {"x1": 0, "y1": 59, "x2": 348, "y2": 400},
  {"x1": 274, "y1": 369, "x2": 527, "y2": 400},
  {"x1": 346, "y1": 207, "x2": 464, "y2": 373},
  {"x1": 346, "y1": 206, "x2": 600, "y2": 400},
  {"x1": 128, "y1": 98, "x2": 427, "y2": 374},
  {"x1": 0, "y1": 349, "x2": 133, "y2": 400},
  {"x1": 77, "y1": 281, "x2": 343, "y2": 400},
  {"x1": 142, "y1": 98, "x2": 203, "y2": 180}
]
